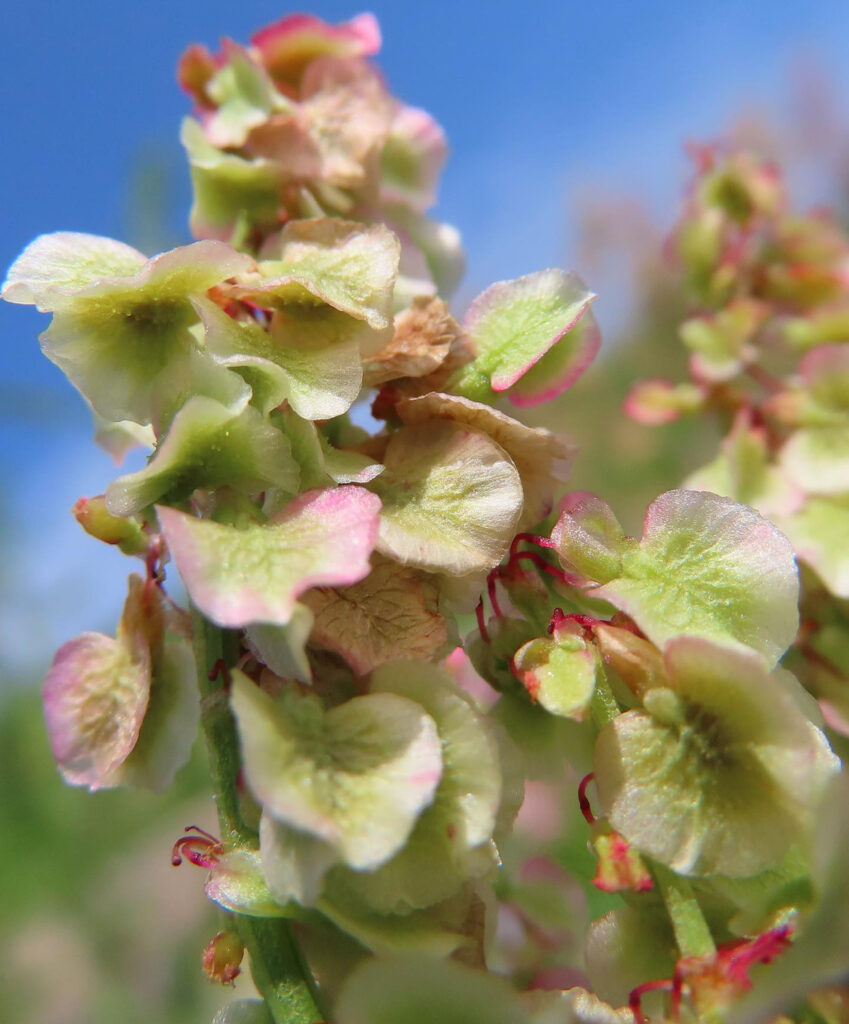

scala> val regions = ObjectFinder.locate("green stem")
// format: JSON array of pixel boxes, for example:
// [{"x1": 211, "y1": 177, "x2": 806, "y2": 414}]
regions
[
  {"x1": 191, "y1": 606, "x2": 323, "y2": 1024},
  {"x1": 652, "y1": 862, "x2": 716, "y2": 960}
]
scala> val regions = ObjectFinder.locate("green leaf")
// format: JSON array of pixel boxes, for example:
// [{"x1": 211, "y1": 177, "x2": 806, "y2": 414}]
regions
[
  {"x1": 158, "y1": 486, "x2": 381, "y2": 627},
  {"x1": 372, "y1": 421, "x2": 523, "y2": 574},
  {"x1": 596, "y1": 490, "x2": 799, "y2": 665},
  {"x1": 231, "y1": 672, "x2": 442, "y2": 869}
]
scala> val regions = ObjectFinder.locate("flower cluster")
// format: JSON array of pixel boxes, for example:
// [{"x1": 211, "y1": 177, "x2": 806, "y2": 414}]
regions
[
  {"x1": 5, "y1": 14, "x2": 848, "y2": 1024},
  {"x1": 627, "y1": 143, "x2": 849, "y2": 740}
]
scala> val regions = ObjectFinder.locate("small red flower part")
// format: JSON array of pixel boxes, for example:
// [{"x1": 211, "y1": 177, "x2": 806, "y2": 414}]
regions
[
  {"x1": 628, "y1": 921, "x2": 794, "y2": 1024},
  {"x1": 592, "y1": 832, "x2": 653, "y2": 894},
  {"x1": 171, "y1": 825, "x2": 223, "y2": 870},
  {"x1": 203, "y1": 930, "x2": 244, "y2": 986}
]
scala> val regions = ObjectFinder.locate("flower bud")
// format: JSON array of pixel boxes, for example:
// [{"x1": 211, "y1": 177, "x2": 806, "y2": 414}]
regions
[{"x1": 203, "y1": 930, "x2": 244, "y2": 986}]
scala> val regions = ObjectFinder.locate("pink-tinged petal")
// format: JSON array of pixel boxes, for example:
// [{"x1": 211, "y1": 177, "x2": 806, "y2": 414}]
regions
[
  {"x1": 43, "y1": 632, "x2": 150, "y2": 790},
  {"x1": 624, "y1": 378, "x2": 705, "y2": 425},
  {"x1": 551, "y1": 491, "x2": 627, "y2": 583},
  {"x1": 251, "y1": 13, "x2": 381, "y2": 89},
  {"x1": 508, "y1": 305, "x2": 602, "y2": 407},
  {"x1": 454, "y1": 269, "x2": 596, "y2": 404},
  {"x1": 177, "y1": 43, "x2": 218, "y2": 106},
  {"x1": 158, "y1": 486, "x2": 381, "y2": 628},
  {"x1": 596, "y1": 490, "x2": 799, "y2": 665},
  {"x1": 381, "y1": 105, "x2": 448, "y2": 211}
]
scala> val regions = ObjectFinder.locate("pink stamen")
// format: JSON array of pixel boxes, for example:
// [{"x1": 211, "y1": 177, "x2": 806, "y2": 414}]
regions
[{"x1": 578, "y1": 772, "x2": 597, "y2": 825}]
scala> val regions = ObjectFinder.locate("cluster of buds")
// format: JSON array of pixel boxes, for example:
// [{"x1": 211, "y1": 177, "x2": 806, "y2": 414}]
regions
[
  {"x1": 5, "y1": 13, "x2": 848, "y2": 1024},
  {"x1": 178, "y1": 12, "x2": 463, "y2": 299}
]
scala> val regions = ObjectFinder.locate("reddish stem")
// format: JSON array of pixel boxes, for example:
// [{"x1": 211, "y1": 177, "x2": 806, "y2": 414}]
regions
[
  {"x1": 487, "y1": 569, "x2": 504, "y2": 619},
  {"x1": 578, "y1": 772, "x2": 597, "y2": 825},
  {"x1": 475, "y1": 598, "x2": 490, "y2": 644},
  {"x1": 629, "y1": 979, "x2": 673, "y2": 1024}
]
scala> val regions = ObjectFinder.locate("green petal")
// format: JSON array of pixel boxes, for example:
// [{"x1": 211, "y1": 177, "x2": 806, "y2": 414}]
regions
[
  {"x1": 205, "y1": 846, "x2": 291, "y2": 917},
  {"x1": 106, "y1": 397, "x2": 298, "y2": 516},
  {"x1": 242, "y1": 218, "x2": 400, "y2": 332},
  {"x1": 372, "y1": 421, "x2": 523, "y2": 575},
  {"x1": 685, "y1": 417, "x2": 802, "y2": 519},
  {"x1": 199, "y1": 300, "x2": 364, "y2": 420},
  {"x1": 43, "y1": 631, "x2": 150, "y2": 790},
  {"x1": 2, "y1": 231, "x2": 145, "y2": 309},
  {"x1": 776, "y1": 495, "x2": 849, "y2": 597},
  {"x1": 37, "y1": 240, "x2": 255, "y2": 425},
  {"x1": 397, "y1": 392, "x2": 574, "y2": 528},
  {"x1": 596, "y1": 490, "x2": 799, "y2": 665},
  {"x1": 332, "y1": 661, "x2": 504, "y2": 912},
  {"x1": 781, "y1": 426, "x2": 849, "y2": 495},
  {"x1": 594, "y1": 637, "x2": 840, "y2": 876},
  {"x1": 259, "y1": 814, "x2": 340, "y2": 906},
  {"x1": 181, "y1": 118, "x2": 282, "y2": 241},
  {"x1": 512, "y1": 633, "x2": 597, "y2": 719},
  {"x1": 110, "y1": 579, "x2": 198, "y2": 792},
  {"x1": 245, "y1": 604, "x2": 315, "y2": 685},
  {"x1": 551, "y1": 492, "x2": 627, "y2": 584},
  {"x1": 211, "y1": 1001, "x2": 274, "y2": 1024},
  {"x1": 231, "y1": 672, "x2": 442, "y2": 869},
  {"x1": 158, "y1": 486, "x2": 381, "y2": 627}
]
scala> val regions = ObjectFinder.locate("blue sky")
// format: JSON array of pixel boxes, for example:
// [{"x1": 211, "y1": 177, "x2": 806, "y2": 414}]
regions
[{"x1": 4, "y1": 0, "x2": 849, "y2": 679}]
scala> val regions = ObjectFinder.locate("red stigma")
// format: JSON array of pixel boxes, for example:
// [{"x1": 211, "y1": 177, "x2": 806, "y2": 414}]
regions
[{"x1": 171, "y1": 825, "x2": 223, "y2": 869}]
